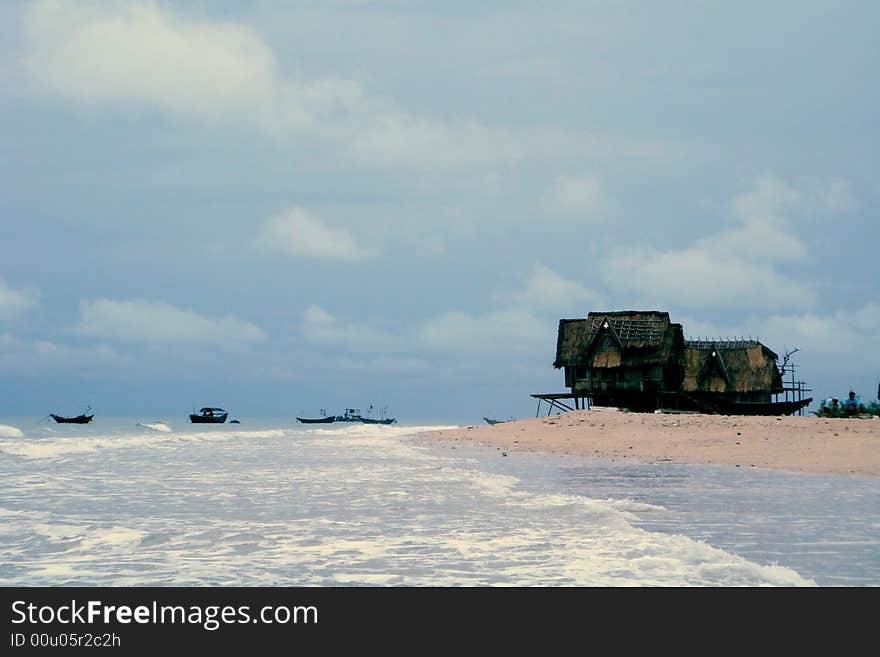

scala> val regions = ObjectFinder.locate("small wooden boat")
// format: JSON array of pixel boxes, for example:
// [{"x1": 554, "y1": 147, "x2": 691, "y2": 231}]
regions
[
  {"x1": 708, "y1": 397, "x2": 813, "y2": 416},
  {"x1": 355, "y1": 405, "x2": 396, "y2": 424},
  {"x1": 297, "y1": 409, "x2": 335, "y2": 424},
  {"x1": 359, "y1": 417, "x2": 396, "y2": 425},
  {"x1": 297, "y1": 416, "x2": 336, "y2": 424},
  {"x1": 668, "y1": 393, "x2": 813, "y2": 416},
  {"x1": 50, "y1": 413, "x2": 94, "y2": 424},
  {"x1": 189, "y1": 407, "x2": 228, "y2": 423}
]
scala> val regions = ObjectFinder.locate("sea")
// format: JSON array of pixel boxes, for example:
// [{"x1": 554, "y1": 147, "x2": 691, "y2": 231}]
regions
[{"x1": 1, "y1": 417, "x2": 878, "y2": 587}]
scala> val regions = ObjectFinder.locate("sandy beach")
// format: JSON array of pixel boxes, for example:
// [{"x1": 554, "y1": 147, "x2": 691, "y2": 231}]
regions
[{"x1": 419, "y1": 409, "x2": 880, "y2": 477}]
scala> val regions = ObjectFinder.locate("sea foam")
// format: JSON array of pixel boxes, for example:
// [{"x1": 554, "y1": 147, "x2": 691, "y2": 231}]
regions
[
  {"x1": 1, "y1": 419, "x2": 869, "y2": 586},
  {"x1": 137, "y1": 422, "x2": 172, "y2": 433},
  {"x1": 0, "y1": 425, "x2": 24, "y2": 438}
]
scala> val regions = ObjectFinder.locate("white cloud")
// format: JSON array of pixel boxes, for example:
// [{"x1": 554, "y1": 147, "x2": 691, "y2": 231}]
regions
[
  {"x1": 732, "y1": 175, "x2": 857, "y2": 221},
  {"x1": 325, "y1": 355, "x2": 431, "y2": 378},
  {"x1": 755, "y1": 303, "x2": 880, "y2": 364},
  {"x1": 73, "y1": 299, "x2": 265, "y2": 344},
  {"x1": 730, "y1": 175, "x2": 802, "y2": 224},
  {"x1": 415, "y1": 265, "x2": 602, "y2": 353},
  {"x1": 300, "y1": 266, "x2": 595, "y2": 358},
  {"x1": 603, "y1": 245, "x2": 816, "y2": 311},
  {"x1": 501, "y1": 264, "x2": 603, "y2": 314},
  {"x1": 22, "y1": 0, "x2": 521, "y2": 171},
  {"x1": 24, "y1": 0, "x2": 291, "y2": 128},
  {"x1": 542, "y1": 173, "x2": 609, "y2": 219},
  {"x1": 257, "y1": 207, "x2": 374, "y2": 261},
  {"x1": 0, "y1": 332, "x2": 131, "y2": 375},
  {"x1": 347, "y1": 113, "x2": 522, "y2": 169},
  {"x1": 416, "y1": 308, "x2": 550, "y2": 354},
  {"x1": 21, "y1": 1, "x2": 680, "y2": 175},
  {"x1": 0, "y1": 280, "x2": 38, "y2": 320},
  {"x1": 301, "y1": 305, "x2": 398, "y2": 351},
  {"x1": 602, "y1": 175, "x2": 856, "y2": 311},
  {"x1": 705, "y1": 219, "x2": 807, "y2": 264}
]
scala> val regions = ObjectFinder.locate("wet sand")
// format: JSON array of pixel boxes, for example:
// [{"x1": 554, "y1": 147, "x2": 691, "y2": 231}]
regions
[{"x1": 418, "y1": 408, "x2": 880, "y2": 476}]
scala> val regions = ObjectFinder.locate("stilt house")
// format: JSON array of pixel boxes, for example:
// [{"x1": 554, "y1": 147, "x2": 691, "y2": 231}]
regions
[{"x1": 549, "y1": 310, "x2": 805, "y2": 414}]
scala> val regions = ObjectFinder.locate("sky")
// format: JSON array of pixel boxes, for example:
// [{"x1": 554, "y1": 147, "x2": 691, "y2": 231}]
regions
[{"x1": 1, "y1": 0, "x2": 877, "y2": 420}]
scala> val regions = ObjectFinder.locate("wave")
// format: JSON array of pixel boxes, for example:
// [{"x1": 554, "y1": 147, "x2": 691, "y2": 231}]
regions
[
  {"x1": 0, "y1": 425, "x2": 24, "y2": 438},
  {"x1": 0, "y1": 487, "x2": 814, "y2": 586},
  {"x1": 0, "y1": 428, "x2": 288, "y2": 460},
  {"x1": 137, "y1": 422, "x2": 171, "y2": 433},
  {"x1": 306, "y1": 423, "x2": 459, "y2": 438},
  {"x1": 0, "y1": 421, "x2": 821, "y2": 586}
]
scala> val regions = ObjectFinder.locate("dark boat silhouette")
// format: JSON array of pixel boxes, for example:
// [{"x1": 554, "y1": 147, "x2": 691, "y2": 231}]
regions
[
  {"x1": 334, "y1": 408, "x2": 363, "y2": 422},
  {"x1": 359, "y1": 416, "x2": 396, "y2": 425},
  {"x1": 301, "y1": 406, "x2": 396, "y2": 424},
  {"x1": 189, "y1": 407, "x2": 228, "y2": 423},
  {"x1": 297, "y1": 416, "x2": 336, "y2": 424},
  {"x1": 297, "y1": 409, "x2": 335, "y2": 424},
  {"x1": 704, "y1": 397, "x2": 813, "y2": 416},
  {"x1": 350, "y1": 405, "x2": 396, "y2": 424},
  {"x1": 50, "y1": 413, "x2": 94, "y2": 424}
]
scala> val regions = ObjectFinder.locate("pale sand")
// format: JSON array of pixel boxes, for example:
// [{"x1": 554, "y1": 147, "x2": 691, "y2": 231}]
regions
[{"x1": 418, "y1": 408, "x2": 880, "y2": 477}]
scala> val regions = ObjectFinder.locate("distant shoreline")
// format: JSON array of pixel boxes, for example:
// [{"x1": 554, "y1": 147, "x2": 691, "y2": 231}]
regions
[{"x1": 416, "y1": 408, "x2": 880, "y2": 477}]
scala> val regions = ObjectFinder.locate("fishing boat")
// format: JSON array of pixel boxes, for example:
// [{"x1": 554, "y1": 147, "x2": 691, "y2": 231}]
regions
[
  {"x1": 328, "y1": 406, "x2": 397, "y2": 424},
  {"x1": 359, "y1": 416, "x2": 397, "y2": 425},
  {"x1": 334, "y1": 408, "x2": 363, "y2": 422},
  {"x1": 704, "y1": 397, "x2": 813, "y2": 416},
  {"x1": 189, "y1": 407, "x2": 229, "y2": 424},
  {"x1": 50, "y1": 413, "x2": 94, "y2": 424},
  {"x1": 355, "y1": 405, "x2": 396, "y2": 424},
  {"x1": 297, "y1": 416, "x2": 336, "y2": 424},
  {"x1": 659, "y1": 392, "x2": 814, "y2": 416},
  {"x1": 297, "y1": 410, "x2": 336, "y2": 424}
]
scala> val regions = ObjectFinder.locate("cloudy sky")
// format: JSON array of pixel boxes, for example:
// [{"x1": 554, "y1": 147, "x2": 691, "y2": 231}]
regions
[{"x1": 1, "y1": 0, "x2": 877, "y2": 419}]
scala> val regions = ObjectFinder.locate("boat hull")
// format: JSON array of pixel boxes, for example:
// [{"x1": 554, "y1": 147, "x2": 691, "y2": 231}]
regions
[
  {"x1": 580, "y1": 391, "x2": 814, "y2": 416},
  {"x1": 359, "y1": 417, "x2": 396, "y2": 425},
  {"x1": 189, "y1": 414, "x2": 228, "y2": 423},
  {"x1": 653, "y1": 393, "x2": 813, "y2": 416},
  {"x1": 297, "y1": 416, "x2": 336, "y2": 424},
  {"x1": 703, "y1": 397, "x2": 813, "y2": 416},
  {"x1": 50, "y1": 414, "x2": 94, "y2": 424}
]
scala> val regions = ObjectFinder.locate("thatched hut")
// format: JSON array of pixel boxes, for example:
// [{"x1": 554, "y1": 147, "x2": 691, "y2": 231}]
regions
[
  {"x1": 550, "y1": 310, "x2": 801, "y2": 413},
  {"x1": 554, "y1": 311, "x2": 685, "y2": 410},
  {"x1": 682, "y1": 340, "x2": 783, "y2": 403}
]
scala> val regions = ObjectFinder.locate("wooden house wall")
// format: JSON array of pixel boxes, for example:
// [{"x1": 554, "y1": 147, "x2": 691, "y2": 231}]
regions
[{"x1": 568, "y1": 364, "x2": 665, "y2": 393}]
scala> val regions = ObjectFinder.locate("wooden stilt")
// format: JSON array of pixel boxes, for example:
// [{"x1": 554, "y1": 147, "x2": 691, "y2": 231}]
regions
[{"x1": 531, "y1": 393, "x2": 590, "y2": 416}]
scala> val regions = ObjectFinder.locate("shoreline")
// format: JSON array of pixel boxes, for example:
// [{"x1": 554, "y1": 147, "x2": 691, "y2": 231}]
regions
[{"x1": 416, "y1": 408, "x2": 880, "y2": 477}]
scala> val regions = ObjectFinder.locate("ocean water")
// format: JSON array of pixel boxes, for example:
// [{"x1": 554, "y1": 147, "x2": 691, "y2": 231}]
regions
[{"x1": 0, "y1": 417, "x2": 877, "y2": 586}]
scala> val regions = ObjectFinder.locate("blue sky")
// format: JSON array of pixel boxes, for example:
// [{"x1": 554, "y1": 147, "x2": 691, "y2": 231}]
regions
[{"x1": 1, "y1": 1, "x2": 877, "y2": 419}]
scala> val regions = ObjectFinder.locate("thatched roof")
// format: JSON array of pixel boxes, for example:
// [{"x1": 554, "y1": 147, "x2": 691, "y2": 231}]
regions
[
  {"x1": 685, "y1": 339, "x2": 779, "y2": 361},
  {"x1": 554, "y1": 311, "x2": 683, "y2": 368},
  {"x1": 555, "y1": 319, "x2": 589, "y2": 368},
  {"x1": 682, "y1": 342, "x2": 783, "y2": 393}
]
